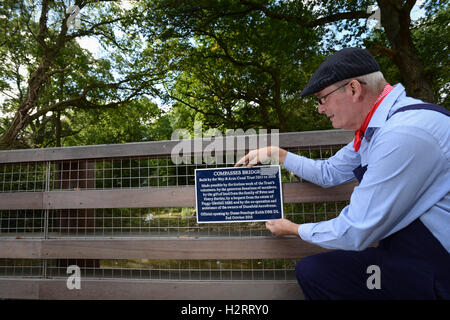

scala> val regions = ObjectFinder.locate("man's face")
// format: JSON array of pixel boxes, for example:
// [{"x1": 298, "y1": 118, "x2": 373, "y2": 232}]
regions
[{"x1": 314, "y1": 81, "x2": 362, "y2": 130}]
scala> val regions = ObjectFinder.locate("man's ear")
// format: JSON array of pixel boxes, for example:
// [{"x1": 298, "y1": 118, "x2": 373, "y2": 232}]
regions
[{"x1": 350, "y1": 80, "x2": 363, "y2": 102}]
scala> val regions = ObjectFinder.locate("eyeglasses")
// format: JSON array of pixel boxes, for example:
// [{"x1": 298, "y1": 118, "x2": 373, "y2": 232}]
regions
[{"x1": 316, "y1": 80, "x2": 366, "y2": 105}]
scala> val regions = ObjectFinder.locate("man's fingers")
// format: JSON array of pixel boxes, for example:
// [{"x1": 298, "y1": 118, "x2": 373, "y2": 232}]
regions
[
  {"x1": 265, "y1": 220, "x2": 275, "y2": 232},
  {"x1": 235, "y1": 150, "x2": 257, "y2": 167},
  {"x1": 235, "y1": 153, "x2": 252, "y2": 167},
  {"x1": 234, "y1": 156, "x2": 246, "y2": 167}
]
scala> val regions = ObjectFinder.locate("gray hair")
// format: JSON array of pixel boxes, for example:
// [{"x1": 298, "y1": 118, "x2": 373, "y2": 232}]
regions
[
  {"x1": 354, "y1": 71, "x2": 387, "y2": 93},
  {"x1": 334, "y1": 71, "x2": 387, "y2": 94}
]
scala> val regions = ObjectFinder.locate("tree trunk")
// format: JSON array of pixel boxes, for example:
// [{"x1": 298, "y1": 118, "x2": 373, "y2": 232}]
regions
[
  {"x1": 0, "y1": 59, "x2": 52, "y2": 149},
  {"x1": 271, "y1": 69, "x2": 287, "y2": 131},
  {"x1": 377, "y1": 0, "x2": 435, "y2": 103},
  {"x1": 55, "y1": 111, "x2": 62, "y2": 147},
  {"x1": 0, "y1": 0, "x2": 66, "y2": 150}
]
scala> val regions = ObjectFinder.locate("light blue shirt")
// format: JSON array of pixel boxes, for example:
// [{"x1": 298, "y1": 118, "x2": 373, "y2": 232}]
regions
[{"x1": 284, "y1": 84, "x2": 450, "y2": 252}]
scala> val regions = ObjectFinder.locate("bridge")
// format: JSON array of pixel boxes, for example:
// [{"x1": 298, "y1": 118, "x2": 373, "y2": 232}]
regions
[{"x1": 0, "y1": 129, "x2": 356, "y2": 299}]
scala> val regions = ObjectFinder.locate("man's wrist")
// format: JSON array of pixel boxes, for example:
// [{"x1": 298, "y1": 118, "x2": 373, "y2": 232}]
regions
[
  {"x1": 292, "y1": 223, "x2": 300, "y2": 237},
  {"x1": 268, "y1": 146, "x2": 287, "y2": 165}
]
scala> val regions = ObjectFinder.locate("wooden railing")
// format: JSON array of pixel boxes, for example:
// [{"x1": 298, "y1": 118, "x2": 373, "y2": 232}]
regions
[{"x1": 0, "y1": 129, "x2": 356, "y2": 300}]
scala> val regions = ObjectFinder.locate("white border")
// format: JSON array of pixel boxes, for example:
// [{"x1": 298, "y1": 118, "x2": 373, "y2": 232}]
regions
[{"x1": 194, "y1": 165, "x2": 284, "y2": 224}]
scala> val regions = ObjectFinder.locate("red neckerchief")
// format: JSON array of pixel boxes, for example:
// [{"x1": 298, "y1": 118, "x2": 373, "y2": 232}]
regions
[{"x1": 353, "y1": 83, "x2": 395, "y2": 152}]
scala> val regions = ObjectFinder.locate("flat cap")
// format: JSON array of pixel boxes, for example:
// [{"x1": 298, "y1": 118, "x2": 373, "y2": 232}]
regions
[{"x1": 300, "y1": 47, "x2": 380, "y2": 97}]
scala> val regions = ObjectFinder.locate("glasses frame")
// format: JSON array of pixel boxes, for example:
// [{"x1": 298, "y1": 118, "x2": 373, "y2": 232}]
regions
[{"x1": 316, "y1": 80, "x2": 367, "y2": 105}]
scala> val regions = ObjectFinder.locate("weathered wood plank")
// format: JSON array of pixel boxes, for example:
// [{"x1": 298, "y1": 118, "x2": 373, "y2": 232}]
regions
[
  {"x1": 0, "y1": 238, "x2": 330, "y2": 259},
  {"x1": 0, "y1": 278, "x2": 40, "y2": 299},
  {"x1": 278, "y1": 130, "x2": 353, "y2": 149},
  {"x1": 283, "y1": 181, "x2": 356, "y2": 203},
  {"x1": 0, "y1": 182, "x2": 355, "y2": 210},
  {"x1": 0, "y1": 240, "x2": 42, "y2": 258},
  {"x1": 0, "y1": 278, "x2": 304, "y2": 300},
  {"x1": 44, "y1": 186, "x2": 195, "y2": 209},
  {"x1": 0, "y1": 192, "x2": 44, "y2": 209},
  {"x1": 0, "y1": 130, "x2": 353, "y2": 164}
]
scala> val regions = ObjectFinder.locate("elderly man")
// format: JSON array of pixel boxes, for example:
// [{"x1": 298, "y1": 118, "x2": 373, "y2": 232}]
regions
[{"x1": 235, "y1": 48, "x2": 450, "y2": 299}]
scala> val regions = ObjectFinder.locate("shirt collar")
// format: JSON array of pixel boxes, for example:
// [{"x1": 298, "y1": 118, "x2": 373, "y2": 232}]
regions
[{"x1": 365, "y1": 83, "x2": 406, "y2": 138}]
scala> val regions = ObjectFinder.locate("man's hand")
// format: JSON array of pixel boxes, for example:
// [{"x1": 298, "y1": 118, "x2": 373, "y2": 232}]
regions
[
  {"x1": 265, "y1": 218, "x2": 300, "y2": 237},
  {"x1": 234, "y1": 146, "x2": 287, "y2": 168}
]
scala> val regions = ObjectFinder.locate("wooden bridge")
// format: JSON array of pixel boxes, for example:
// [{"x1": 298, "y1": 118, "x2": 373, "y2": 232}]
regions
[{"x1": 0, "y1": 129, "x2": 356, "y2": 299}]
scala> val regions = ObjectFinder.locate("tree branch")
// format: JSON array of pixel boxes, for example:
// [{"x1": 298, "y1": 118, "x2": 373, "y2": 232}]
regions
[
  {"x1": 238, "y1": 0, "x2": 307, "y2": 25},
  {"x1": 66, "y1": 16, "x2": 125, "y2": 40},
  {"x1": 27, "y1": 78, "x2": 142, "y2": 122},
  {"x1": 238, "y1": 0, "x2": 372, "y2": 27},
  {"x1": 403, "y1": 0, "x2": 417, "y2": 12},
  {"x1": 367, "y1": 44, "x2": 398, "y2": 61},
  {"x1": 166, "y1": 91, "x2": 227, "y2": 121},
  {"x1": 204, "y1": 31, "x2": 276, "y2": 76},
  {"x1": 36, "y1": 0, "x2": 50, "y2": 50},
  {"x1": 46, "y1": 68, "x2": 73, "y2": 77},
  {"x1": 312, "y1": 10, "x2": 373, "y2": 26}
]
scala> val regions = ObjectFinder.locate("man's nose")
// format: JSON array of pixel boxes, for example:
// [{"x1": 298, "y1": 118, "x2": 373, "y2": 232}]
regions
[{"x1": 317, "y1": 103, "x2": 326, "y2": 114}]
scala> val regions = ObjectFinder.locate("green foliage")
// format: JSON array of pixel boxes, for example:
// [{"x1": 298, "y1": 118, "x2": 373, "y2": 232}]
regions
[
  {"x1": 62, "y1": 97, "x2": 166, "y2": 146},
  {"x1": 412, "y1": 5, "x2": 450, "y2": 108},
  {"x1": 140, "y1": 0, "x2": 329, "y2": 133},
  {"x1": 0, "y1": 0, "x2": 168, "y2": 148},
  {"x1": 0, "y1": 0, "x2": 448, "y2": 149}
]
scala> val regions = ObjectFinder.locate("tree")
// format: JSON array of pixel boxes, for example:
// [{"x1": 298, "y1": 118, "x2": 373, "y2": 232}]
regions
[
  {"x1": 1, "y1": 1, "x2": 446, "y2": 150},
  {"x1": 238, "y1": 0, "x2": 446, "y2": 103},
  {"x1": 0, "y1": 0, "x2": 167, "y2": 149},
  {"x1": 61, "y1": 97, "x2": 172, "y2": 146},
  {"x1": 410, "y1": 3, "x2": 449, "y2": 108},
  {"x1": 140, "y1": 0, "x2": 448, "y2": 135},
  {"x1": 370, "y1": 0, "x2": 432, "y2": 102},
  {"x1": 140, "y1": 0, "x2": 335, "y2": 132},
  {"x1": 175, "y1": 0, "x2": 442, "y2": 103}
]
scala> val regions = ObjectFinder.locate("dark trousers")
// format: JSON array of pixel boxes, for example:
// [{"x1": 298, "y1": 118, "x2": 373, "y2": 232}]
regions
[{"x1": 295, "y1": 219, "x2": 450, "y2": 299}]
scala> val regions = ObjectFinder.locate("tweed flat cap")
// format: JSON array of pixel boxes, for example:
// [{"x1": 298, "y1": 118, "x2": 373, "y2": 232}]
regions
[{"x1": 300, "y1": 47, "x2": 380, "y2": 97}]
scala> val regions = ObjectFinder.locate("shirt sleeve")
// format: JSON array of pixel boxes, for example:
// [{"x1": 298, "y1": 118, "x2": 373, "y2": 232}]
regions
[
  {"x1": 283, "y1": 140, "x2": 359, "y2": 188},
  {"x1": 297, "y1": 126, "x2": 445, "y2": 250}
]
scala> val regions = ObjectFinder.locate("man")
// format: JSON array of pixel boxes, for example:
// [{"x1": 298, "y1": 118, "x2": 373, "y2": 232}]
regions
[{"x1": 235, "y1": 48, "x2": 450, "y2": 299}]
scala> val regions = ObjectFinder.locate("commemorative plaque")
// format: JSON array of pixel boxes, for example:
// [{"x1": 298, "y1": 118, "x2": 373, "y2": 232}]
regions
[{"x1": 195, "y1": 166, "x2": 283, "y2": 223}]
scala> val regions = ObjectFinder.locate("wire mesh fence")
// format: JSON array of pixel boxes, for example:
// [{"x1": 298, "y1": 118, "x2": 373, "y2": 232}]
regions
[
  {"x1": 0, "y1": 133, "x2": 352, "y2": 288},
  {"x1": 0, "y1": 146, "x2": 343, "y2": 192},
  {"x1": 0, "y1": 202, "x2": 347, "y2": 239},
  {"x1": 0, "y1": 258, "x2": 298, "y2": 281}
]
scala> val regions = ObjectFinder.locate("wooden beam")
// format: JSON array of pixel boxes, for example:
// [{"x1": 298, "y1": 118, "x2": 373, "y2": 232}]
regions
[
  {"x1": 279, "y1": 129, "x2": 353, "y2": 149},
  {"x1": 0, "y1": 278, "x2": 304, "y2": 300},
  {"x1": 0, "y1": 182, "x2": 355, "y2": 210},
  {"x1": 0, "y1": 192, "x2": 44, "y2": 209},
  {"x1": 283, "y1": 181, "x2": 356, "y2": 203},
  {"x1": 0, "y1": 238, "x2": 330, "y2": 259},
  {"x1": 44, "y1": 186, "x2": 196, "y2": 209},
  {"x1": 0, "y1": 130, "x2": 353, "y2": 164}
]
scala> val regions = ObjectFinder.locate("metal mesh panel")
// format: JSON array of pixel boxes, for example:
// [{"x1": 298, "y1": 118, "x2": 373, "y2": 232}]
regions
[
  {"x1": 0, "y1": 142, "x2": 350, "y2": 285},
  {"x1": 0, "y1": 259, "x2": 44, "y2": 277},
  {"x1": 0, "y1": 145, "x2": 345, "y2": 193},
  {"x1": 0, "y1": 258, "x2": 297, "y2": 281},
  {"x1": 0, "y1": 201, "x2": 348, "y2": 239},
  {"x1": 0, "y1": 163, "x2": 46, "y2": 192},
  {"x1": 0, "y1": 210, "x2": 46, "y2": 238},
  {"x1": 47, "y1": 208, "x2": 268, "y2": 238}
]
